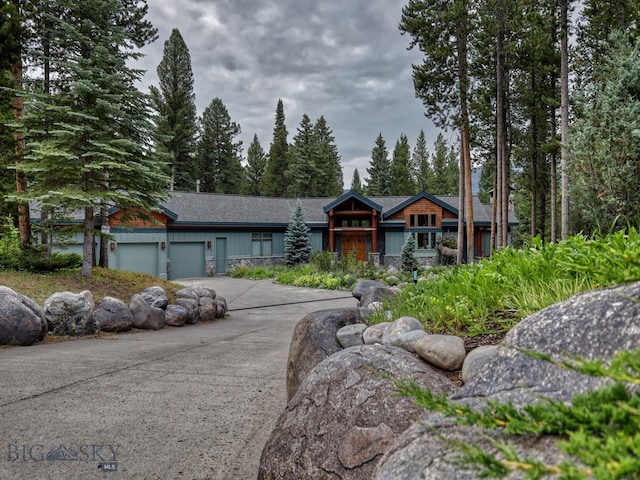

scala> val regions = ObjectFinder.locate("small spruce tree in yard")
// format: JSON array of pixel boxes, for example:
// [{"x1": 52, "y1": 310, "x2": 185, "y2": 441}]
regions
[
  {"x1": 284, "y1": 201, "x2": 312, "y2": 266},
  {"x1": 401, "y1": 234, "x2": 419, "y2": 274}
]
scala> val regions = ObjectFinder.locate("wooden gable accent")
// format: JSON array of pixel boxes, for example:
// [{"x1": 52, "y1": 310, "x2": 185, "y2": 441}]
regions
[
  {"x1": 390, "y1": 197, "x2": 456, "y2": 228},
  {"x1": 109, "y1": 208, "x2": 168, "y2": 229}
]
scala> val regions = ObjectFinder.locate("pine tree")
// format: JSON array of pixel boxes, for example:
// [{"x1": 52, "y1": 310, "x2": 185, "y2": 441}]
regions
[
  {"x1": 314, "y1": 116, "x2": 343, "y2": 196},
  {"x1": 365, "y1": 133, "x2": 391, "y2": 196},
  {"x1": 286, "y1": 114, "x2": 320, "y2": 197},
  {"x1": 569, "y1": 34, "x2": 640, "y2": 232},
  {"x1": 351, "y1": 168, "x2": 364, "y2": 194},
  {"x1": 413, "y1": 130, "x2": 433, "y2": 193},
  {"x1": 284, "y1": 200, "x2": 312, "y2": 266},
  {"x1": 390, "y1": 133, "x2": 415, "y2": 195},
  {"x1": 244, "y1": 134, "x2": 267, "y2": 195},
  {"x1": 400, "y1": 234, "x2": 419, "y2": 273},
  {"x1": 197, "y1": 97, "x2": 244, "y2": 194},
  {"x1": 431, "y1": 133, "x2": 459, "y2": 195},
  {"x1": 14, "y1": 0, "x2": 168, "y2": 277},
  {"x1": 150, "y1": 28, "x2": 198, "y2": 191},
  {"x1": 263, "y1": 99, "x2": 289, "y2": 197},
  {"x1": 0, "y1": 0, "x2": 22, "y2": 220}
]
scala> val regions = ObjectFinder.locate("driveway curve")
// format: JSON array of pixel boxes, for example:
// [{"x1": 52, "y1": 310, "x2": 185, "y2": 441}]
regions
[{"x1": 0, "y1": 278, "x2": 356, "y2": 480}]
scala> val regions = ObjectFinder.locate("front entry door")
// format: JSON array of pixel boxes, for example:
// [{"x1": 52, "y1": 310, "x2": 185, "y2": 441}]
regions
[
  {"x1": 215, "y1": 238, "x2": 227, "y2": 274},
  {"x1": 342, "y1": 233, "x2": 366, "y2": 261}
]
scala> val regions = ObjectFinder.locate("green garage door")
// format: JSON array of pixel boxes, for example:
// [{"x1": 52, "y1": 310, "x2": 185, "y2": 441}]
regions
[
  {"x1": 117, "y1": 243, "x2": 158, "y2": 276},
  {"x1": 170, "y1": 242, "x2": 205, "y2": 279}
]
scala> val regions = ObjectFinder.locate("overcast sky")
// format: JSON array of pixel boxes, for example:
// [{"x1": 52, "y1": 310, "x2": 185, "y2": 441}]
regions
[{"x1": 135, "y1": 0, "x2": 448, "y2": 190}]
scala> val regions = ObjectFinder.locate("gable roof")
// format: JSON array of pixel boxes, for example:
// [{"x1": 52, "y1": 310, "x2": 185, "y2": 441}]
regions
[
  {"x1": 382, "y1": 191, "x2": 459, "y2": 220},
  {"x1": 322, "y1": 190, "x2": 383, "y2": 213}
]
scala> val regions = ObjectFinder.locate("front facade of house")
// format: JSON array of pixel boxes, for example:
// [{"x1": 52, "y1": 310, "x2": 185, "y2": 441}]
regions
[{"x1": 45, "y1": 190, "x2": 518, "y2": 280}]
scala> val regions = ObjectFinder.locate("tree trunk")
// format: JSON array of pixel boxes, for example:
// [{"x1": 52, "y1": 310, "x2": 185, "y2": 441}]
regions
[
  {"x1": 13, "y1": 53, "x2": 30, "y2": 246},
  {"x1": 82, "y1": 206, "x2": 94, "y2": 278},
  {"x1": 560, "y1": 0, "x2": 570, "y2": 240},
  {"x1": 457, "y1": 13, "x2": 474, "y2": 263},
  {"x1": 457, "y1": 147, "x2": 465, "y2": 265},
  {"x1": 550, "y1": 105, "x2": 558, "y2": 243}
]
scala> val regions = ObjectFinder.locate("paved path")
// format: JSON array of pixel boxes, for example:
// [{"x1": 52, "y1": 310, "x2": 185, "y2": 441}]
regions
[{"x1": 0, "y1": 278, "x2": 356, "y2": 480}]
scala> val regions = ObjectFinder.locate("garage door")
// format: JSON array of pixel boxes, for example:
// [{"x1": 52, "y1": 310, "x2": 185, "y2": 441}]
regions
[
  {"x1": 117, "y1": 243, "x2": 158, "y2": 276},
  {"x1": 169, "y1": 242, "x2": 205, "y2": 279}
]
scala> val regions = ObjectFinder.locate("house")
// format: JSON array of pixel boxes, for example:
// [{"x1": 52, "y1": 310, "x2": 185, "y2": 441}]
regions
[{"x1": 39, "y1": 190, "x2": 518, "y2": 280}]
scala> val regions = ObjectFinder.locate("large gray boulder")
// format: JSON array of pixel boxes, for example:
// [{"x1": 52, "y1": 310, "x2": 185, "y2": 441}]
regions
[
  {"x1": 286, "y1": 307, "x2": 367, "y2": 401},
  {"x1": 129, "y1": 294, "x2": 165, "y2": 330},
  {"x1": 358, "y1": 286, "x2": 400, "y2": 309},
  {"x1": 140, "y1": 286, "x2": 168, "y2": 309},
  {"x1": 173, "y1": 297, "x2": 199, "y2": 324},
  {"x1": 375, "y1": 282, "x2": 640, "y2": 479},
  {"x1": 258, "y1": 345, "x2": 456, "y2": 480},
  {"x1": 0, "y1": 286, "x2": 47, "y2": 346},
  {"x1": 164, "y1": 304, "x2": 189, "y2": 327},
  {"x1": 94, "y1": 296, "x2": 133, "y2": 333},
  {"x1": 44, "y1": 291, "x2": 98, "y2": 336},
  {"x1": 352, "y1": 280, "x2": 387, "y2": 300}
]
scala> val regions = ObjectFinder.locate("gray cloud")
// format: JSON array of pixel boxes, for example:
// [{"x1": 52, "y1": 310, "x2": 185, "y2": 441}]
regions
[{"x1": 136, "y1": 0, "x2": 444, "y2": 188}]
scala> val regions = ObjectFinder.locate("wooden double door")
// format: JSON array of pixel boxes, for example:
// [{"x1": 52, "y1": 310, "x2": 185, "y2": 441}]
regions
[{"x1": 342, "y1": 232, "x2": 367, "y2": 261}]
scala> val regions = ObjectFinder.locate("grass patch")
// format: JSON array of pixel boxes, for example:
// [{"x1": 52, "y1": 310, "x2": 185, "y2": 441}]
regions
[
  {"x1": 0, "y1": 267, "x2": 184, "y2": 306},
  {"x1": 377, "y1": 229, "x2": 640, "y2": 337}
]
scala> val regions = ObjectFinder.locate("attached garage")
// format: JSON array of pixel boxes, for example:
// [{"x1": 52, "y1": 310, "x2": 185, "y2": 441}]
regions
[
  {"x1": 169, "y1": 242, "x2": 205, "y2": 279},
  {"x1": 116, "y1": 243, "x2": 159, "y2": 276}
]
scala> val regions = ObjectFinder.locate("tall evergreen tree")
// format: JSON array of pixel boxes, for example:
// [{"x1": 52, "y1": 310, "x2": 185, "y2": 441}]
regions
[
  {"x1": 400, "y1": 0, "x2": 474, "y2": 263},
  {"x1": 390, "y1": 133, "x2": 415, "y2": 195},
  {"x1": 365, "y1": 133, "x2": 391, "y2": 196},
  {"x1": 0, "y1": 0, "x2": 22, "y2": 221},
  {"x1": 286, "y1": 114, "x2": 320, "y2": 197},
  {"x1": 263, "y1": 99, "x2": 289, "y2": 197},
  {"x1": 430, "y1": 133, "x2": 459, "y2": 195},
  {"x1": 412, "y1": 130, "x2": 433, "y2": 193},
  {"x1": 284, "y1": 200, "x2": 312, "y2": 266},
  {"x1": 150, "y1": 28, "x2": 198, "y2": 191},
  {"x1": 351, "y1": 168, "x2": 364, "y2": 194},
  {"x1": 244, "y1": 134, "x2": 267, "y2": 195},
  {"x1": 14, "y1": 0, "x2": 168, "y2": 277},
  {"x1": 197, "y1": 97, "x2": 244, "y2": 194},
  {"x1": 569, "y1": 34, "x2": 640, "y2": 232},
  {"x1": 314, "y1": 116, "x2": 343, "y2": 196}
]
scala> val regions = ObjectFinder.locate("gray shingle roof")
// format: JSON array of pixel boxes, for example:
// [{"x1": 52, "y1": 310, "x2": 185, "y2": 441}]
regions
[{"x1": 161, "y1": 191, "x2": 518, "y2": 226}]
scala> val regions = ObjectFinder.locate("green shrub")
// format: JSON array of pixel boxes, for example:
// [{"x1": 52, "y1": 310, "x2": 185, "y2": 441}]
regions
[
  {"x1": 395, "y1": 348, "x2": 640, "y2": 479},
  {"x1": 384, "y1": 230, "x2": 640, "y2": 336}
]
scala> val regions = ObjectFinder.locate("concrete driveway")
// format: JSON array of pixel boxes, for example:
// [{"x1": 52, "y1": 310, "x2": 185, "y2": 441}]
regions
[{"x1": 0, "y1": 278, "x2": 356, "y2": 480}]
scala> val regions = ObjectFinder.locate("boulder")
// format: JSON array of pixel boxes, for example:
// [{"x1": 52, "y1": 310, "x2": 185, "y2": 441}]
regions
[
  {"x1": 214, "y1": 297, "x2": 228, "y2": 318},
  {"x1": 258, "y1": 345, "x2": 456, "y2": 480},
  {"x1": 358, "y1": 286, "x2": 400, "y2": 309},
  {"x1": 164, "y1": 304, "x2": 189, "y2": 327},
  {"x1": 286, "y1": 307, "x2": 366, "y2": 402},
  {"x1": 352, "y1": 280, "x2": 387, "y2": 300},
  {"x1": 44, "y1": 291, "x2": 98, "y2": 337},
  {"x1": 0, "y1": 286, "x2": 47, "y2": 346},
  {"x1": 461, "y1": 345, "x2": 498, "y2": 384},
  {"x1": 176, "y1": 287, "x2": 199, "y2": 301},
  {"x1": 411, "y1": 334, "x2": 466, "y2": 371},
  {"x1": 173, "y1": 297, "x2": 199, "y2": 324},
  {"x1": 199, "y1": 302, "x2": 218, "y2": 322},
  {"x1": 363, "y1": 322, "x2": 390, "y2": 345},
  {"x1": 336, "y1": 323, "x2": 368, "y2": 348},
  {"x1": 129, "y1": 294, "x2": 165, "y2": 330},
  {"x1": 189, "y1": 282, "x2": 216, "y2": 300},
  {"x1": 80, "y1": 290, "x2": 95, "y2": 310},
  {"x1": 140, "y1": 286, "x2": 168, "y2": 309},
  {"x1": 94, "y1": 296, "x2": 133, "y2": 333},
  {"x1": 375, "y1": 282, "x2": 640, "y2": 479},
  {"x1": 381, "y1": 316, "x2": 423, "y2": 347}
]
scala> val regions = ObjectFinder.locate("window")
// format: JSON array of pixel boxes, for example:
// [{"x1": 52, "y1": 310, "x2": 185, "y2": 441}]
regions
[
  {"x1": 416, "y1": 232, "x2": 438, "y2": 250},
  {"x1": 410, "y1": 214, "x2": 438, "y2": 228},
  {"x1": 251, "y1": 233, "x2": 272, "y2": 256}
]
